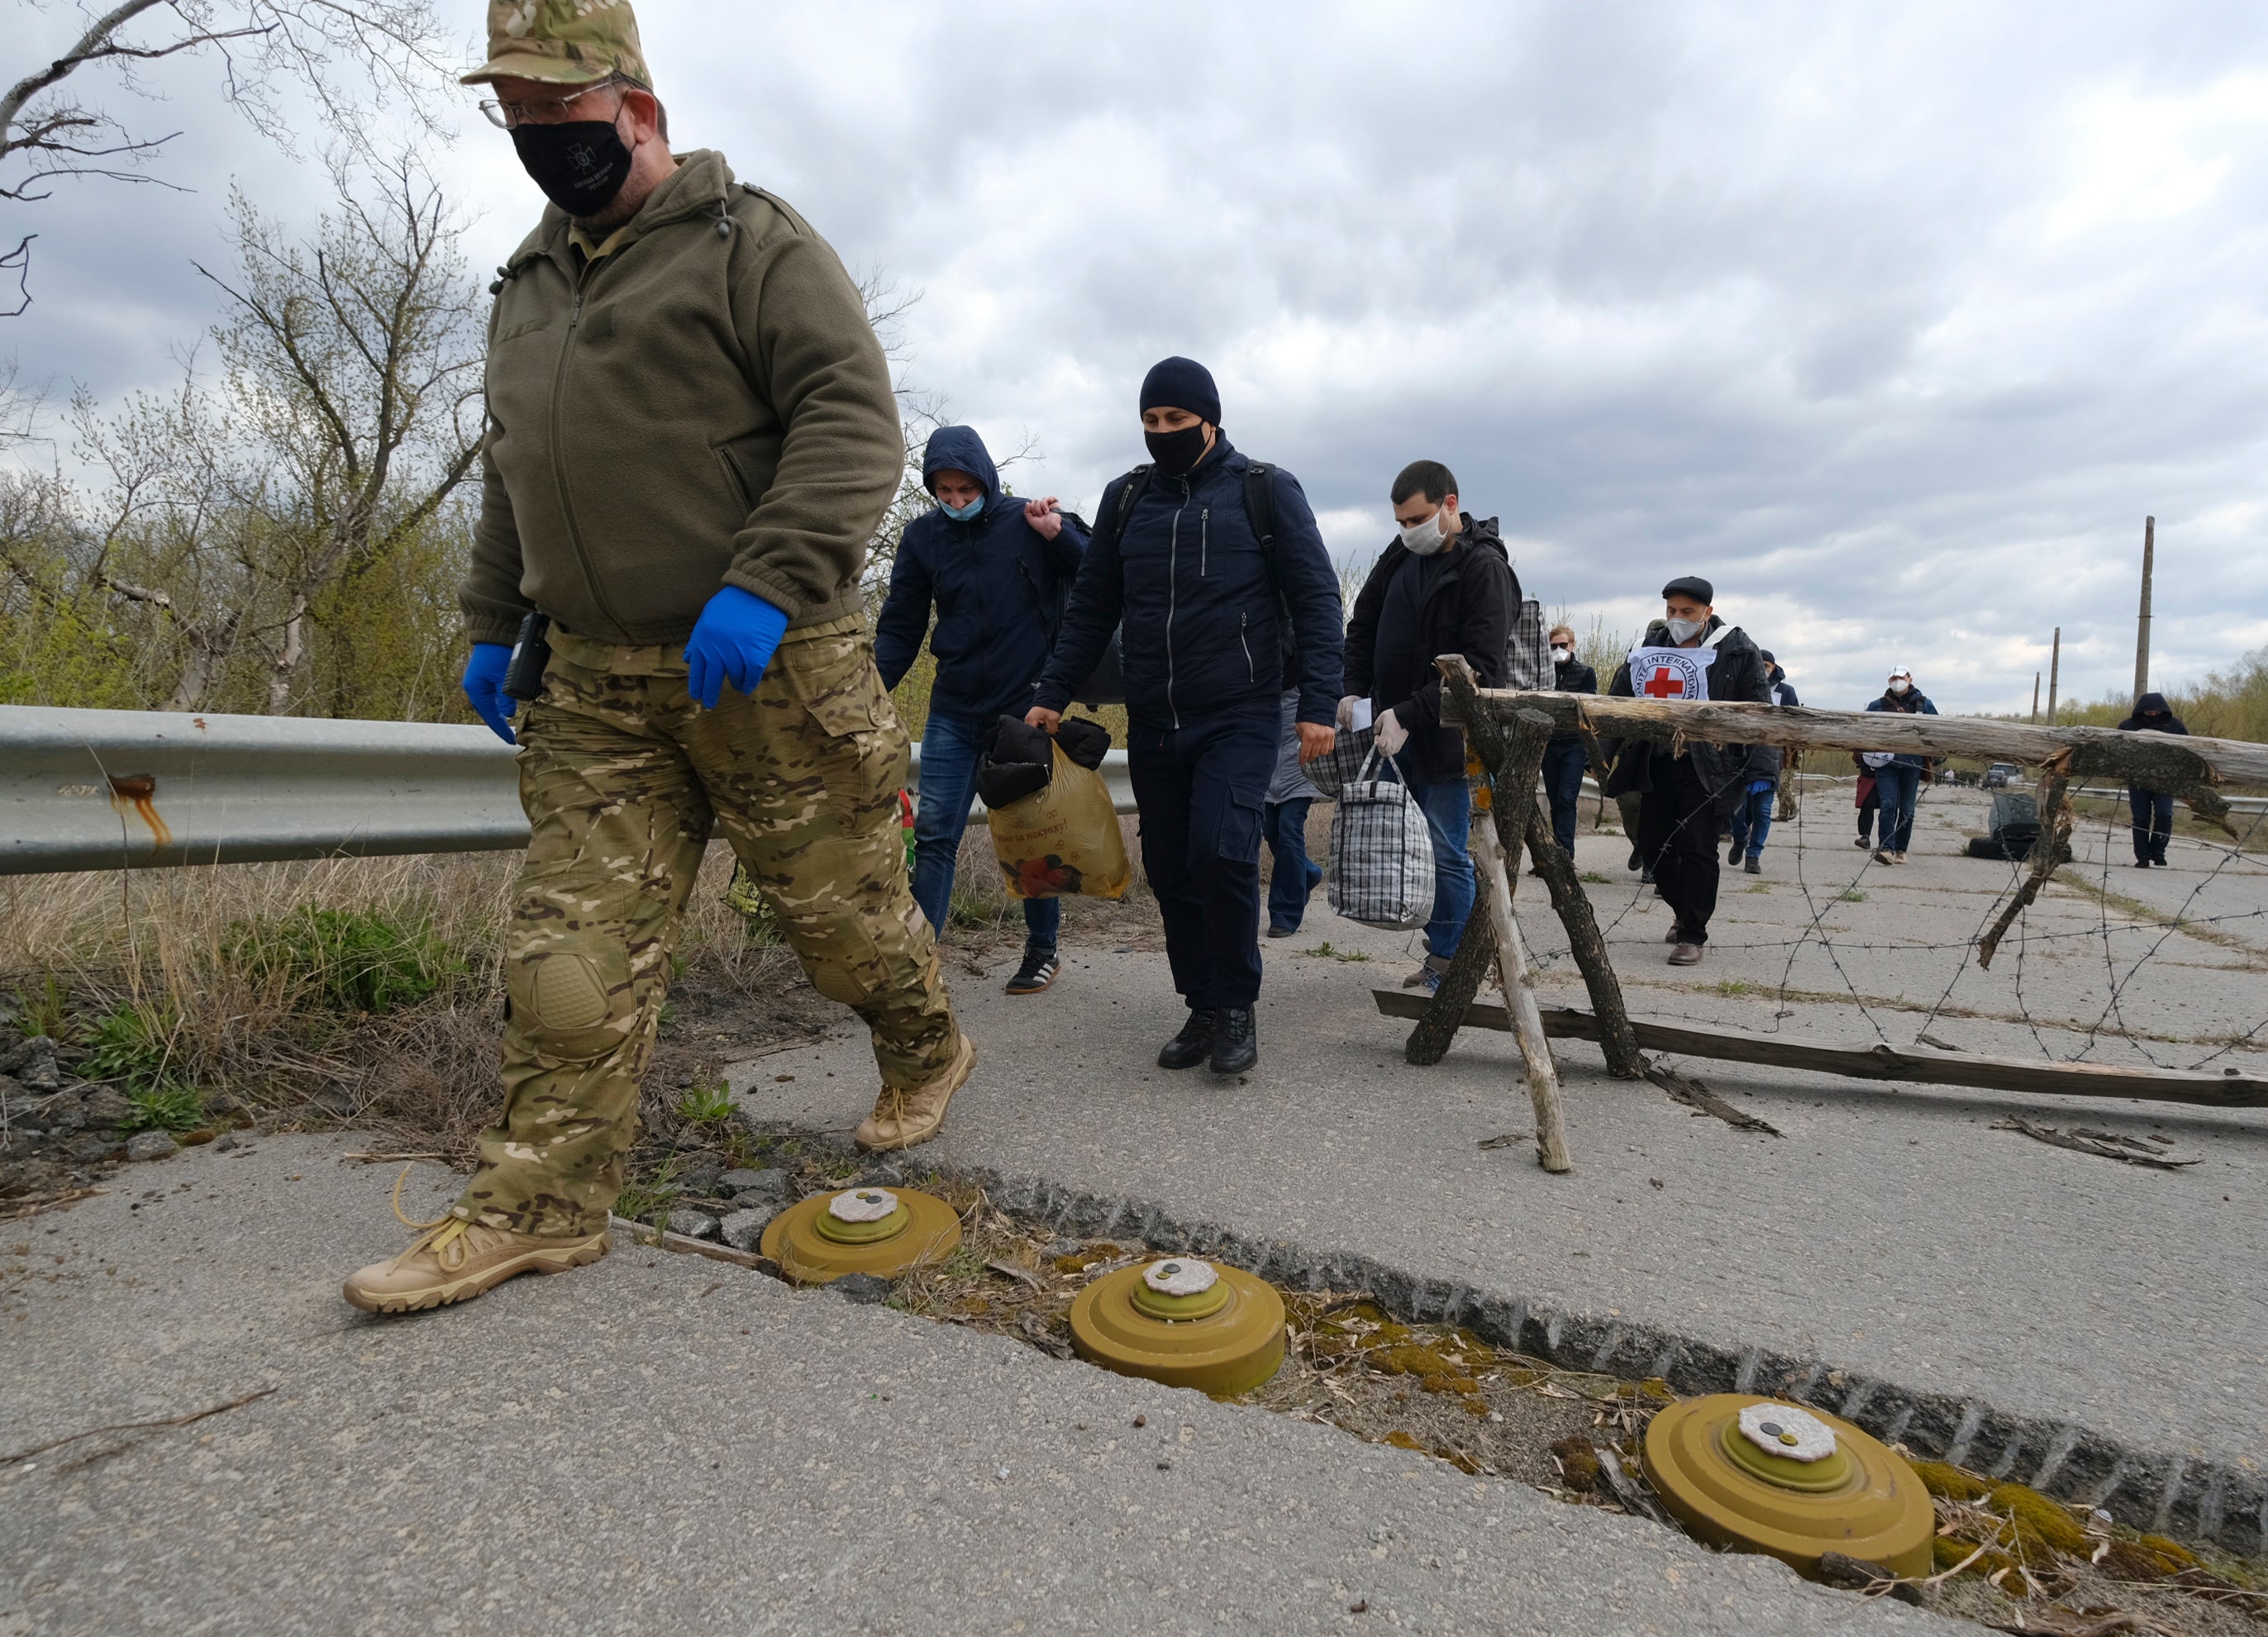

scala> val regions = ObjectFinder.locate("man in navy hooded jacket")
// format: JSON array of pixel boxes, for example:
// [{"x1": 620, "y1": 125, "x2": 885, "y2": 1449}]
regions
[
  {"x1": 1027, "y1": 357, "x2": 1343, "y2": 1076},
  {"x1": 877, "y1": 426, "x2": 1090, "y2": 996}
]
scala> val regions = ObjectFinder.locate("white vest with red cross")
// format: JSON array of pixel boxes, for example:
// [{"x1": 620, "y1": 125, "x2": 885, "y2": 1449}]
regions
[{"x1": 1626, "y1": 626, "x2": 1742, "y2": 702}]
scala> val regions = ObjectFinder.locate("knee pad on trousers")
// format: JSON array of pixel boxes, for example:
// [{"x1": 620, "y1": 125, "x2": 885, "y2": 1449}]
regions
[{"x1": 507, "y1": 947, "x2": 638, "y2": 1064}]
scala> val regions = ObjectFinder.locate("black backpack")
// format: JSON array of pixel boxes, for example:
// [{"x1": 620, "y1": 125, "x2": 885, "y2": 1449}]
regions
[{"x1": 1068, "y1": 460, "x2": 1297, "y2": 707}]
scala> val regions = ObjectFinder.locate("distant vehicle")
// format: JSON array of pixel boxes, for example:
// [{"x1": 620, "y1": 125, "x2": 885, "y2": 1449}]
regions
[{"x1": 1982, "y1": 763, "x2": 2018, "y2": 790}]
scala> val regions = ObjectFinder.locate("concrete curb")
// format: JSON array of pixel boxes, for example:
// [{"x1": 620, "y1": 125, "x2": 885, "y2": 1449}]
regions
[{"x1": 771, "y1": 1125, "x2": 2266, "y2": 1560}]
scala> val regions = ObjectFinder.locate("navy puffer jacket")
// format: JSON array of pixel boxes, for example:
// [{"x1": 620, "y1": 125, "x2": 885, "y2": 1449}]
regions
[
  {"x1": 1035, "y1": 436, "x2": 1345, "y2": 728},
  {"x1": 874, "y1": 424, "x2": 1089, "y2": 722}
]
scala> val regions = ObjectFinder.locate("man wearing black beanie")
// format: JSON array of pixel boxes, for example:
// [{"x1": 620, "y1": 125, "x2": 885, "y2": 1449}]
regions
[
  {"x1": 1599, "y1": 575, "x2": 1772, "y2": 964},
  {"x1": 1030, "y1": 357, "x2": 1345, "y2": 1074}
]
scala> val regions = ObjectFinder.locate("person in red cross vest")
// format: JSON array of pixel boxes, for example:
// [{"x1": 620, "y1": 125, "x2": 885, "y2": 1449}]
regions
[{"x1": 1599, "y1": 575, "x2": 1773, "y2": 966}]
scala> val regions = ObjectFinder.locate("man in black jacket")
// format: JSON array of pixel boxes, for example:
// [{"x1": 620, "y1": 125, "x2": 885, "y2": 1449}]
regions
[
  {"x1": 1541, "y1": 622, "x2": 1597, "y2": 857},
  {"x1": 1029, "y1": 358, "x2": 1343, "y2": 1075},
  {"x1": 1341, "y1": 460, "x2": 1516, "y2": 991},
  {"x1": 1602, "y1": 576, "x2": 1772, "y2": 965},
  {"x1": 2118, "y1": 692, "x2": 2189, "y2": 866},
  {"x1": 876, "y1": 426, "x2": 1089, "y2": 997}
]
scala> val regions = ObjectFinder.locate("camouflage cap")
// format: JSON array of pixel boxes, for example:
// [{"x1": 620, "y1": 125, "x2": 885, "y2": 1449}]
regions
[{"x1": 462, "y1": 0, "x2": 650, "y2": 88}]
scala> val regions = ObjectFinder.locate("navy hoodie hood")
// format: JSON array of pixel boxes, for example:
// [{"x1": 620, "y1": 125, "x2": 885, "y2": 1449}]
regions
[{"x1": 922, "y1": 425, "x2": 1003, "y2": 513}]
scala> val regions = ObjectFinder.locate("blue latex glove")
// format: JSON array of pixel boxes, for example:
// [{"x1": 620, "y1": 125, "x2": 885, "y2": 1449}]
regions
[
  {"x1": 462, "y1": 642, "x2": 517, "y2": 744},
  {"x1": 684, "y1": 584, "x2": 789, "y2": 709}
]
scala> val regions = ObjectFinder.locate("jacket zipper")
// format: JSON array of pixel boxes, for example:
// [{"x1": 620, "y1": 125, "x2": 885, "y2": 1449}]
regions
[
  {"x1": 1165, "y1": 483, "x2": 1185, "y2": 729},
  {"x1": 1239, "y1": 611, "x2": 1254, "y2": 684},
  {"x1": 1200, "y1": 507, "x2": 1209, "y2": 578},
  {"x1": 547, "y1": 255, "x2": 631, "y2": 639}
]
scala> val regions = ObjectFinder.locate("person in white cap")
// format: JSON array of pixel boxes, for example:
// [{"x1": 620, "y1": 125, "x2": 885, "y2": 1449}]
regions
[{"x1": 1862, "y1": 667, "x2": 1938, "y2": 863}]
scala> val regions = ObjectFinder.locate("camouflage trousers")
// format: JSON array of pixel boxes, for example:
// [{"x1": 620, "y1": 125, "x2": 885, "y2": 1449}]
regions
[{"x1": 452, "y1": 615, "x2": 962, "y2": 1238}]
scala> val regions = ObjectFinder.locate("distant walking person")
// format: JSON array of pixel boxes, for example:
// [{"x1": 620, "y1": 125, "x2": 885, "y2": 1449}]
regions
[
  {"x1": 876, "y1": 426, "x2": 1089, "y2": 996},
  {"x1": 1864, "y1": 666, "x2": 1938, "y2": 864},
  {"x1": 1853, "y1": 758, "x2": 1881, "y2": 849},
  {"x1": 1541, "y1": 623, "x2": 1598, "y2": 859},
  {"x1": 1724, "y1": 649, "x2": 1795, "y2": 873},
  {"x1": 1264, "y1": 689, "x2": 1327, "y2": 935},
  {"x1": 2117, "y1": 691, "x2": 2189, "y2": 867},
  {"x1": 1601, "y1": 577, "x2": 1771, "y2": 966},
  {"x1": 1341, "y1": 459, "x2": 1517, "y2": 993}
]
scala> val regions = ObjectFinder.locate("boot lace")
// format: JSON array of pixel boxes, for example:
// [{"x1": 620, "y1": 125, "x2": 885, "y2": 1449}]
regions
[{"x1": 388, "y1": 1164, "x2": 479, "y2": 1269}]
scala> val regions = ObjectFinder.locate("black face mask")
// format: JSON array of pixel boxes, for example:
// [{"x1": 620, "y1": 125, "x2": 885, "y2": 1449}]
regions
[
  {"x1": 1143, "y1": 423, "x2": 1210, "y2": 477},
  {"x1": 511, "y1": 118, "x2": 633, "y2": 218}
]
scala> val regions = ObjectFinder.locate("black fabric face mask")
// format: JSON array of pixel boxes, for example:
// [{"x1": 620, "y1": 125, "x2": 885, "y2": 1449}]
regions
[
  {"x1": 1143, "y1": 423, "x2": 1210, "y2": 477},
  {"x1": 511, "y1": 118, "x2": 633, "y2": 217}
]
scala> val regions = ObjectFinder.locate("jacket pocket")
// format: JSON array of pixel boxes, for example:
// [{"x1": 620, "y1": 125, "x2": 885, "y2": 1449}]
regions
[{"x1": 713, "y1": 431, "x2": 770, "y2": 514}]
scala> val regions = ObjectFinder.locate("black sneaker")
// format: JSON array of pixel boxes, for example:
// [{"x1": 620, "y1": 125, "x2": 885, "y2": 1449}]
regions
[
  {"x1": 1004, "y1": 949, "x2": 1060, "y2": 995},
  {"x1": 1743, "y1": 856, "x2": 1761, "y2": 875},
  {"x1": 1727, "y1": 840, "x2": 1744, "y2": 865},
  {"x1": 1209, "y1": 1007, "x2": 1257, "y2": 1075},
  {"x1": 1157, "y1": 1010, "x2": 1218, "y2": 1070},
  {"x1": 1265, "y1": 924, "x2": 1298, "y2": 939}
]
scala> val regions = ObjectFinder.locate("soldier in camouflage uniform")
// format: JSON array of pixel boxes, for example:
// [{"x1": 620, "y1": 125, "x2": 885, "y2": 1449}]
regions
[{"x1": 345, "y1": 1, "x2": 971, "y2": 1314}]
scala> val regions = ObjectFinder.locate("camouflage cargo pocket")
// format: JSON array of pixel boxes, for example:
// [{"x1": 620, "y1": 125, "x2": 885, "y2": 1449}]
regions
[{"x1": 777, "y1": 632, "x2": 908, "y2": 823}]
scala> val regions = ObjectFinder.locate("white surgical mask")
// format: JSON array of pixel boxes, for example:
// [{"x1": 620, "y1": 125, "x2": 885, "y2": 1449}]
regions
[
  {"x1": 1665, "y1": 616, "x2": 1706, "y2": 644},
  {"x1": 1889, "y1": 679, "x2": 1911, "y2": 695},
  {"x1": 1551, "y1": 646, "x2": 1572, "y2": 663},
  {"x1": 1398, "y1": 508, "x2": 1447, "y2": 555}
]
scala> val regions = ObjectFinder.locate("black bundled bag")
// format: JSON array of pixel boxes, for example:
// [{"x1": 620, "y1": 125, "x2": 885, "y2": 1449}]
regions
[
  {"x1": 976, "y1": 715, "x2": 1111, "y2": 809},
  {"x1": 1965, "y1": 790, "x2": 2040, "y2": 860}
]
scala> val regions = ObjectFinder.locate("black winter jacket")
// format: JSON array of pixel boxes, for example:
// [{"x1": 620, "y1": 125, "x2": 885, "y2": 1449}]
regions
[
  {"x1": 874, "y1": 425, "x2": 1090, "y2": 721},
  {"x1": 1035, "y1": 437, "x2": 1345, "y2": 729},
  {"x1": 1600, "y1": 616, "x2": 1773, "y2": 816},
  {"x1": 2118, "y1": 693, "x2": 2189, "y2": 795},
  {"x1": 1344, "y1": 516, "x2": 1518, "y2": 784},
  {"x1": 1549, "y1": 654, "x2": 1598, "y2": 746}
]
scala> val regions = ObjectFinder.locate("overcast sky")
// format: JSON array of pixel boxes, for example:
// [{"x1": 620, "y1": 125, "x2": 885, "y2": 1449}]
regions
[{"x1": 11, "y1": 1, "x2": 2268, "y2": 713}]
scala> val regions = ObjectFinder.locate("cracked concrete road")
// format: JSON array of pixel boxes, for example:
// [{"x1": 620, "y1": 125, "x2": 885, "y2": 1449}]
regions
[
  {"x1": 0, "y1": 1138, "x2": 1958, "y2": 1636},
  {"x1": 731, "y1": 785, "x2": 2268, "y2": 1481}
]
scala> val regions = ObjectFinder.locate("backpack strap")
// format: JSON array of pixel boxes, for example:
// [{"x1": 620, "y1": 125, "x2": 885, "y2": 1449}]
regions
[
  {"x1": 1241, "y1": 461, "x2": 1277, "y2": 558},
  {"x1": 1090, "y1": 464, "x2": 1154, "y2": 559}
]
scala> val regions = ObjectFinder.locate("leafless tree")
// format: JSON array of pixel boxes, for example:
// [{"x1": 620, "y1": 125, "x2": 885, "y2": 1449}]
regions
[
  {"x1": 190, "y1": 145, "x2": 481, "y2": 711},
  {"x1": 1, "y1": 0, "x2": 451, "y2": 311}
]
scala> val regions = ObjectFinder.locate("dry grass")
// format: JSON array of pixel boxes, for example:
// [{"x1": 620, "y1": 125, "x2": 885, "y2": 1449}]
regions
[{"x1": 0, "y1": 848, "x2": 811, "y2": 1159}]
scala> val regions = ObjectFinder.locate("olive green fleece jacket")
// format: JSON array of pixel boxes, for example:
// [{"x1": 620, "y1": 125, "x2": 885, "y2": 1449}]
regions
[{"x1": 461, "y1": 150, "x2": 901, "y2": 649}]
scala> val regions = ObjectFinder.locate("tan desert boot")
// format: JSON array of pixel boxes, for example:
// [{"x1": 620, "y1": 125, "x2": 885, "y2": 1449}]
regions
[
  {"x1": 855, "y1": 1030, "x2": 978, "y2": 1152},
  {"x1": 343, "y1": 1183, "x2": 608, "y2": 1314}
]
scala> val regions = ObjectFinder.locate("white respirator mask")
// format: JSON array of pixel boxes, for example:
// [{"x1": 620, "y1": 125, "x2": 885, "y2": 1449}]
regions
[
  {"x1": 1551, "y1": 646, "x2": 1572, "y2": 663},
  {"x1": 1398, "y1": 508, "x2": 1448, "y2": 556},
  {"x1": 1665, "y1": 616, "x2": 1706, "y2": 644}
]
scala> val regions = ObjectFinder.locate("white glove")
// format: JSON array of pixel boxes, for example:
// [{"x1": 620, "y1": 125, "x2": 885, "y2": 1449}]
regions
[
  {"x1": 1336, "y1": 694, "x2": 1361, "y2": 730},
  {"x1": 1375, "y1": 707, "x2": 1408, "y2": 756}
]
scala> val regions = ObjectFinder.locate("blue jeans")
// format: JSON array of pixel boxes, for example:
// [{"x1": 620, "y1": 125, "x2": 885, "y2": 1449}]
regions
[
  {"x1": 1874, "y1": 764, "x2": 1921, "y2": 854},
  {"x1": 1727, "y1": 782, "x2": 1775, "y2": 859},
  {"x1": 911, "y1": 713, "x2": 1059, "y2": 952},
  {"x1": 1264, "y1": 798, "x2": 1322, "y2": 932},
  {"x1": 1541, "y1": 740, "x2": 1588, "y2": 856},
  {"x1": 1384, "y1": 767, "x2": 1479, "y2": 961}
]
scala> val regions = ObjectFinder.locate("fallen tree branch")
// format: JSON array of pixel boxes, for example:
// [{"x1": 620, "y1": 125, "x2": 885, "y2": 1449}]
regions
[
  {"x1": 1990, "y1": 1117, "x2": 2202, "y2": 1169},
  {"x1": 1978, "y1": 759, "x2": 2074, "y2": 970},
  {"x1": 2, "y1": 1385, "x2": 276, "y2": 1466},
  {"x1": 608, "y1": 1214, "x2": 774, "y2": 1272},
  {"x1": 1641, "y1": 1059, "x2": 1783, "y2": 1135}
]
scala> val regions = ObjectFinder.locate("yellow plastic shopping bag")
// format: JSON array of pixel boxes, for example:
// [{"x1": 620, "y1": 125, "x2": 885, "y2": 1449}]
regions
[{"x1": 988, "y1": 743, "x2": 1131, "y2": 901}]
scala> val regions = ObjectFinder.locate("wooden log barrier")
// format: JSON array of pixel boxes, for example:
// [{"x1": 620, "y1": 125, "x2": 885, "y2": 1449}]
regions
[
  {"x1": 1447, "y1": 690, "x2": 2264, "y2": 829},
  {"x1": 1370, "y1": 992, "x2": 2268, "y2": 1111}
]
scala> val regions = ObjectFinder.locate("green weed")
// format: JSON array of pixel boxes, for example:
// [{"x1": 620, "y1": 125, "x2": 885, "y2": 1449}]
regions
[
  {"x1": 9, "y1": 973, "x2": 71, "y2": 1041},
  {"x1": 676, "y1": 1080, "x2": 735, "y2": 1124},
  {"x1": 1303, "y1": 940, "x2": 1371, "y2": 963},
  {"x1": 123, "y1": 1084, "x2": 207, "y2": 1132},
  {"x1": 1715, "y1": 978, "x2": 1751, "y2": 997},
  {"x1": 80, "y1": 999, "x2": 205, "y2": 1129},
  {"x1": 614, "y1": 1156, "x2": 681, "y2": 1224},
  {"x1": 229, "y1": 906, "x2": 463, "y2": 1015},
  {"x1": 1579, "y1": 871, "x2": 1610, "y2": 884},
  {"x1": 1839, "y1": 888, "x2": 1869, "y2": 902}
]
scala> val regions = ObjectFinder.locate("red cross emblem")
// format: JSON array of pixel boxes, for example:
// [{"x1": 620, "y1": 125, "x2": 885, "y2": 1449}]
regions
[{"x1": 1643, "y1": 665, "x2": 1684, "y2": 699}]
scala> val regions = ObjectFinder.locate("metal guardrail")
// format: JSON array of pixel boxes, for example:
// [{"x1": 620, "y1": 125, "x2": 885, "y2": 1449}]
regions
[{"x1": 0, "y1": 704, "x2": 1135, "y2": 876}]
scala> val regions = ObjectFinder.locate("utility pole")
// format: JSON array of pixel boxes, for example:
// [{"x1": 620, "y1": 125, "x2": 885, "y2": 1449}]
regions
[
  {"x1": 2031, "y1": 672, "x2": 2041, "y2": 726},
  {"x1": 2133, "y1": 515, "x2": 2155, "y2": 708},
  {"x1": 2046, "y1": 627, "x2": 2061, "y2": 724}
]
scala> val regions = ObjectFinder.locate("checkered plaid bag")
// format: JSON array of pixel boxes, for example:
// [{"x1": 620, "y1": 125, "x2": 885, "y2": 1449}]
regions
[{"x1": 1327, "y1": 749, "x2": 1437, "y2": 930}]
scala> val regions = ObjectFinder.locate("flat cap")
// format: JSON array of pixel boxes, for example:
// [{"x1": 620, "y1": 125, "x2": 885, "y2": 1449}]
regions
[{"x1": 1661, "y1": 575, "x2": 1714, "y2": 604}]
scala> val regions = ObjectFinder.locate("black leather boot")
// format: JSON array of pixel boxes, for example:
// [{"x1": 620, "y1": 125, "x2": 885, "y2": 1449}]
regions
[
  {"x1": 1157, "y1": 1009, "x2": 1218, "y2": 1070},
  {"x1": 1209, "y1": 1007, "x2": 1257, "y2": 1075}
]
